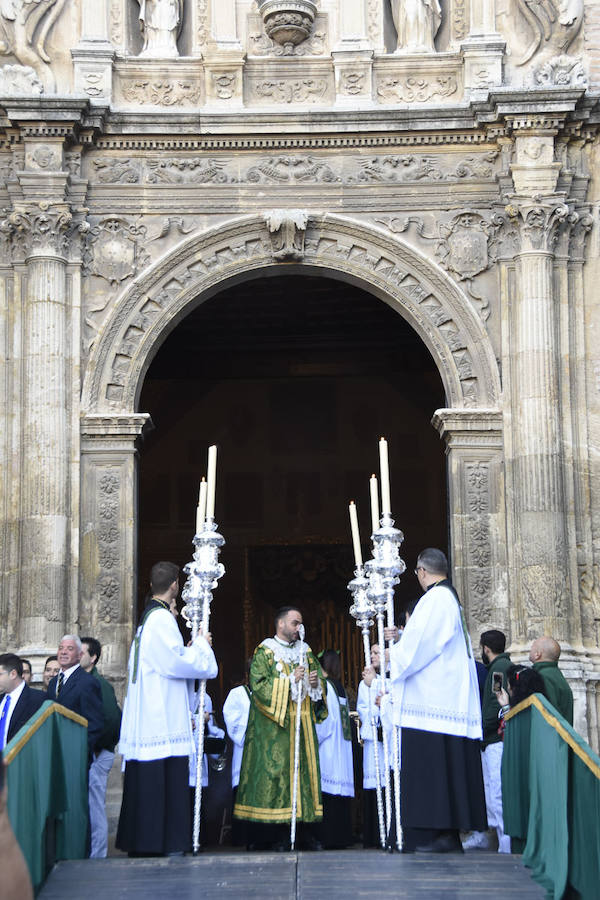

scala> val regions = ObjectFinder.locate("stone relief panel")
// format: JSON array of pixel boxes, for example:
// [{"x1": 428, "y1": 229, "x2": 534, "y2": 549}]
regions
[
  {"x1": 95, "y1": 468, "x2": 122, "y2": 624},
  {"x1": 501, "y1": 0, "x2": 585, "y2": 85},
  {"x1": 373, "y1": 55, "x2": 463, "y2": 104},
  {"x1": 114, "y1": 59, "x2": 204, "y2": 107}
]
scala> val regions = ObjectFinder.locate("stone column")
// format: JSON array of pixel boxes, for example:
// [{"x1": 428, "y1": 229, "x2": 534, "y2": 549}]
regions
[
  {"x1": 432, "y1": 409, "x2": 508, "y2": 640},
  {"x1": 80, "y1": 414, "x2": 150, "y2": 682},
  {"x1": 333, "y1": 0, "x2": 373, "y2": 104},
  {"x1": 505, "y1": 195, "x2": 573, "y2": 643},
  {"x1": 5, "y1": 203, "x2": 73, "y2": 652},
  {"x1": 461, "y1": 0, "x2": 504, "y2": 90},
  {"x1": 204, "y1": 0, "x2": 244, "y2": 106}
]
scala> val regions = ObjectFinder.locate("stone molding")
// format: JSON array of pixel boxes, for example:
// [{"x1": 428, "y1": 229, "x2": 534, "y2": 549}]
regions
[{"x1": 80, "y1": 213, "x2": 501, "y2": 417}]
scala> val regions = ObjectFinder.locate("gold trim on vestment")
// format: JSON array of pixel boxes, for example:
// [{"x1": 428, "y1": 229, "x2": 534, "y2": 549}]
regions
[
  {"x1": 505, "y1": 694, "x2": 600, "y2": 780},
  {"x1": 4, "y1": 702, "x2": 87, "y2": 765}
]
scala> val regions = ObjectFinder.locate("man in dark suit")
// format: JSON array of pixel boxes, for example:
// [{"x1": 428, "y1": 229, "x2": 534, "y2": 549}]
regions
[
  {"x1": 46, "y1": 635, "x2": 104, "y2": 758},
  {"x1": 0, "y1": 654, "x2": 46, "y2": 748}
]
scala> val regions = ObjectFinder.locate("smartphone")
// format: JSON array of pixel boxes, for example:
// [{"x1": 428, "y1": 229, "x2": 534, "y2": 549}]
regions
[{"x1": 492, "y1": 672, "x2": 503, "y2": 693}]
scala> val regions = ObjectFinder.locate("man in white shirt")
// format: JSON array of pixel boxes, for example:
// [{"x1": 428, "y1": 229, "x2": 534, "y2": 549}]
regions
[
  {"x1": 387, "y1": 548, "x2": 487, "y2": 853},
  {"x1": 116, "y1": 560, "x2": 218, "y2": 856},
  {"x1": 0, "y1": 654, "x2": 45, "y2": 749},
  {"x1": 357, "y1": 644, "x2": 385, "y2": 847},
  {"x1": 223, "y1": 664, "x2": 251, "y2": 846}
]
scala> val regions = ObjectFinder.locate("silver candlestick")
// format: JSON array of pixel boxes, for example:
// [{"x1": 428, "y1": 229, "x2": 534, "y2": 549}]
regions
[
  {"x1": 370, "y1": 513, "x2": 406, "y2": 851},
  {"x1": 181, "y1": 518, "x2": 225, "y2": 856},
  {"x1": 348, "y1": 567, "x2": 386, "y2": 850}
]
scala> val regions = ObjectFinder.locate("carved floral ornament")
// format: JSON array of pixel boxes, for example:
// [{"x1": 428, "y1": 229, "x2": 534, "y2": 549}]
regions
[
  {"x1": 0, "y1": 201, "x2": 79, "y2": 256},
  {"x1": 81, "y1": 215, "x2": 500, "y2": 416},
  {"x1": 256, "y1": 0, "x2": 317, "y2": 47}
]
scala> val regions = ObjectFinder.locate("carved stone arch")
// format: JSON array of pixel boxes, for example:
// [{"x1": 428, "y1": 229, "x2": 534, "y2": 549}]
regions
[{"x1": 81, "y1": 213, "x2": 501, "y2": 415}]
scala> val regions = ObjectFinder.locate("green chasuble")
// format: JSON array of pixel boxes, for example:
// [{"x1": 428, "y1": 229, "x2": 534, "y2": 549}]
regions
[{"x1": 234, "y1": 638, "x2": 328, "y2": 824}]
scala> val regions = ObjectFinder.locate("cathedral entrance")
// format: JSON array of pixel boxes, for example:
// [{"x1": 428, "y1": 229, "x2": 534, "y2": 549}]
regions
[{"x1": 137, "y1": 272, "x2": 447, "y2": 707}]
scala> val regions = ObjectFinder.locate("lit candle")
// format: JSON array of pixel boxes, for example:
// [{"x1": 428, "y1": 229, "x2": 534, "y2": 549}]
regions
[
  {"x1": 196, "y1": 478, "x2": 207, "y2": 534},
  {"x1": 206, "y1": 445, "x2": 217, "y2": 520},
  {"x1": 379, "y1": 437, "x2": 391, "y2": 516},
  {"x1": 369, "y1": 474, "x2": 379, "y2": 534},
  {"x1": 349, "y1": 501, "x2": 363, "y2": 568}
]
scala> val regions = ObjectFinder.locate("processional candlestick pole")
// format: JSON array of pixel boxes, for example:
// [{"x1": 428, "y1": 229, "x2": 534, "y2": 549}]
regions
[
  {"x1": 180, "y1": 446, "x2": 225, "y2": 856},
  {"x1": 290, "y1": 623, "x2": 306, "y2": 850},
  {"x1": 348, "y1": 563, "x2": 386, "y2": 849}
]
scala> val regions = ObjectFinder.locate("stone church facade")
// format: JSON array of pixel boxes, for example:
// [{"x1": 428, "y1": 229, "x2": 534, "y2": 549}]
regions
[{"x1": 1, "y1": 0, "x2": 600, "y2": 744}]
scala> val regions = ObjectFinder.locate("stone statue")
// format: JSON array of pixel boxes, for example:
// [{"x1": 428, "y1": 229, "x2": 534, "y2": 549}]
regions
[
  {"x1": 391, "y1": 0, "x2": 442, "y2": 53},
  {"x1": 136, "y1": 0, "x2": 183, "y2": 58},
  {"x1": 0, "y1": 0, "x2": 68, "y2": 91}
]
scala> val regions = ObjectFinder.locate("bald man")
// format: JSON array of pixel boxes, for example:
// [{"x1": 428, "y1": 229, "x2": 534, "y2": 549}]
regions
[{"x1": 529, "y1": 638, "x2": 573, "y2": 725}]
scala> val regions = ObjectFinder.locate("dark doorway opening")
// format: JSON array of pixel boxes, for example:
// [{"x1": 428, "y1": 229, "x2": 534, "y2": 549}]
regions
[{"x1": 138, "y1": 272, "x2": 446, "y2": 707}]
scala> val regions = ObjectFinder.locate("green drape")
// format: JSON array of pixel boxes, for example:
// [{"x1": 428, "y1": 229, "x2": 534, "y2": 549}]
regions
[
  {"x1": 502, "y1": 692, "x2": 600, "y2": 900},
  {"x1": 5, "y1": 701, "x2": 88, "y2": 894}
]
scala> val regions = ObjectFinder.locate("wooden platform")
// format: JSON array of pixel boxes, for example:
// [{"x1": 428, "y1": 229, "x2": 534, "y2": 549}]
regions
[{"x1": 39, "y1": 850, "x2": 545, "y2": 899}]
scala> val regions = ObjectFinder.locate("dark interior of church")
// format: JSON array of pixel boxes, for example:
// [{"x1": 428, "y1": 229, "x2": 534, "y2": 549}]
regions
[{"x1": 138, "y1": 272, "x2": 447, "y2": 708}]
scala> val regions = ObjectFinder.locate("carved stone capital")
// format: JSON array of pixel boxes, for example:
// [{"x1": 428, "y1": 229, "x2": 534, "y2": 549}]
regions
[
  {"x1": 265, "y1": 209, "x2": 308, "y2": 260},
  {"x1": 504, "y1": 196, "x2": 577, "y2": 253},
  {"x1": 0, "y1": 201, "x2": 72, "y2": 258}
]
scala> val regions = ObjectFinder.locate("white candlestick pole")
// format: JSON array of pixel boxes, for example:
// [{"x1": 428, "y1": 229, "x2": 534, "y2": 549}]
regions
[
  {"x1": 196, "y1": 478, "x2": 207, "y2": 534},
  {"x1": 379, "y1": 437, "x2": 391, "y2": 516},
  {"x1": 206, "y1": 445, "x2": 217, "y2": 519},
  {"x1": 349, "y1": 501, "x2": 363, "y2": 567},
  {"x1": 369, "y1": 474, "x2": 379, "y2": 534}
]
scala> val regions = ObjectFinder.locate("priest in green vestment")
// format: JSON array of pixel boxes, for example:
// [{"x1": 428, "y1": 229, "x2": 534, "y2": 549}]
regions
[{"x1": 234, "y1": 606, "x2": 328, "y2": 830}]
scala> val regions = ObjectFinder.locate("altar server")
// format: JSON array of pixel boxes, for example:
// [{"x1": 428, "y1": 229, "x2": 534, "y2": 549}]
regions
[
  {"x1": 357, "y1": 644, "x2": 385, "y2": 847},
  {"x1": 315, "y1": 650, "x2": 354, "y2": 849},
  {"x1": 388, "y1": 548, "x2": 486, "y2": 853},
  {"x1": 223, "y1": 668, "x2": 251, "y2": 845},
  {"x1": 116, "y1": 561, "x2": 217, "y2": 856}
]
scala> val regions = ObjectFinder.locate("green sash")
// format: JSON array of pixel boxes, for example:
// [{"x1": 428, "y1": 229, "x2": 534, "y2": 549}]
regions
[{"x1": 329, "y1": 680, "x2": 352, "y2": 741}]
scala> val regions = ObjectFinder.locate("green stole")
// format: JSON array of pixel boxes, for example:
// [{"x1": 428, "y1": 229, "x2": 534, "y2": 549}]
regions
[{"x1": 328, "y1": 679, "x2": 352, "y2": 741}]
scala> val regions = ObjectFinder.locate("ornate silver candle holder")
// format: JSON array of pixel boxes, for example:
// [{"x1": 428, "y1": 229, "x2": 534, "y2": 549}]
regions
[
  {"x1": 371, "y1": 514, "x2": 406, "y2": 628},
  {"x1": 180, "y1": 517, "x2": 225, "y2": 855}
]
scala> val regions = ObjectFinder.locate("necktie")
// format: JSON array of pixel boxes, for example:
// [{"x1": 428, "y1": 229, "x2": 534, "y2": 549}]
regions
[
  {"x1": 0, "y1": 695, "x2": 11, "y2": 749},
  {"x1": 56, "y1": 672, "x2": 64, "y2": 697}
]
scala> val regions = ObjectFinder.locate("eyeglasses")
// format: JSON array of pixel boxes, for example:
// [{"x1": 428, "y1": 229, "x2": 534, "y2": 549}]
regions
[{"x1": 414, "y1": 567, "x2": 422, "y2": 576}]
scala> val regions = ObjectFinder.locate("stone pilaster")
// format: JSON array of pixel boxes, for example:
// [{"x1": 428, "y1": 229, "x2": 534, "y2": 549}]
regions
[
  {"x1": 505, "y1": 195, "x2": 574, "y2": 642},
  {"x1": 2, "y1": 203, "x2": 73, "y2": 652},
  {"x1": 72, "y1": 0, "x2": 115, "y2": 103},
  {"x1": 80, "y1": 414, "x2": 150, "y2": 678},
  {"x1": 432, "y1": 409, "x2": 507, "y2": 641}
]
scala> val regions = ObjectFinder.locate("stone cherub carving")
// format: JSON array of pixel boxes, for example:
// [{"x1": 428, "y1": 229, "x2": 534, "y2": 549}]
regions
[
  {"x1": 0, "y1": 0, "x2": 67, "y2": 91},
  {"x1": 136, "y1": 0, "x2": 183, "y2": 58},
  {"x1": 391, "y1": 0, "x2": 441, "y2": 53}
]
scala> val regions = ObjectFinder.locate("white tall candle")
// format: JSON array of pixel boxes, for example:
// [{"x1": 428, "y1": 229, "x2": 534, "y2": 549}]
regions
[
  {"x1": 206, "y1": 445, "x2": 217, "y2": 519},
  {"x1": 379, "y1": 437, "x2": 391, "y2": 516},
  {"x1": 349, "y1": 501, "x2": 363, "y2": 567},
  {"x1": 369, "y1": 474, "x2": 379, "y2": 534},
  {"x1": 196, "y1": 478, "x2": 207, "y2": 533}
]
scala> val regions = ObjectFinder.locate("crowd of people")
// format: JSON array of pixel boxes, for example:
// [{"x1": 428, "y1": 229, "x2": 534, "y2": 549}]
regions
[{"x1": 0, "y1": 550, "x2": 575, "y2": 858}]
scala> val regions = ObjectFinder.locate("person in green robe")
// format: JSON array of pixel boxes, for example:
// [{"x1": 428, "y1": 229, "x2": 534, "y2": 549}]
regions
[
  {"x1": 529, "y1": 637, "x2": 574, "y2": 725},
  {"x1": 234, "y1": 606, "x2": 328, "y2": 849}
]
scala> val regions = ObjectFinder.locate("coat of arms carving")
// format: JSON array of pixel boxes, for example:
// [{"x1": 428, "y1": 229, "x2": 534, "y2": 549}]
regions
[
  {"x1": 84, "y1": 218, "x2": 150, "y2": 286},
  {"x1": 437, "y1": 212, "x2": 494, "y2": 281}
]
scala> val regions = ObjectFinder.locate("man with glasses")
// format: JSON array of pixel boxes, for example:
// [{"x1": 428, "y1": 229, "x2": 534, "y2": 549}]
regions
[{"x1": 386, "y1": 548, "x2": 487, "y2": 852}]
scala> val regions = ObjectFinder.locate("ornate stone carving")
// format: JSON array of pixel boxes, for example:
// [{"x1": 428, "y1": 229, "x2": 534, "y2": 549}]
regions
[
  {"x1": 196, "y1": 0, "x2": 208, "y2": 46},
  {"x1": 120, "y1": 79, "x2": 202, "y2": 106},
  {"x1": 253, "y1": 77, "x2": 328, "y2": 103},
  {"x1": 95, "y1": 468, "x2": 121, "y2": 623},
  {"x1": 110, "y1": 0, "x2": 124, "y2": 46},
  {"x1": 391, "y1": 0, "x2": 442, "y2": 53},
  {"x1": 377, "y1": 74, "x2": 457, "y2": 103},
  {"x1": 257, "y1": 0, "x2": 317, "y2": 47},
  {"x1": 505, "y1": 198, "x2": 574, "y2": 253},
  {"x1": 352, "y1": 155, "x2": 443, "y2": 182},
  {"x1": 25, "y1": 144, "x2": 61, "y2": 170},
  {"x1": 84, "y1": 218, "x2": 150, "y2": 286},
  {"x1": 212, "y1": 72, "x2": 237, "y2": 100},
  {"x1": 451, "y1": 0, "x2": 468, "y2": 43},
  {"x1": 244, "y1": 155, "x2": 339, "y2": 183},
  {"x1": 0, "y1": 64, "x2": 43, "y2": 95},
  {"x1": 1, "y1": 202, "x2": 72, "y2": 256},
  {"x1": 146, "y1": 158, "x2": 231, "y2": 183},
  {"x1": 465, "y1": 462, "x2": 493, "y2": 620},
  {"x1": 265, "y1": 209, "x2": 308, "y2": 260},
  {"x1": 515, "y1": 0, "x2": 583, "y2": 66},
  {"x1": 534, "y1": 54, "x2": 587, "y2": 86},
  {"x1": 249, "y1": 25, "x2": 325, "y2": 56},
  {"x1": 93, "y1": 158, "x2": 142, "y2": 184},
  {"x1": 341, "y1": 72, "x2": 365, "y2": 95},
  {"x1": 149, "y1": 217, "x2": 194, "y2": 241},
  {"x1": 437, "y1": 213, "x2": 497, "y2": 280},
  {"x1": 0, "y1": 0, "x2": 67, "y2": 91},
  {"x1": 367, "y1": 0, "x2": 380, "y2": 43}
]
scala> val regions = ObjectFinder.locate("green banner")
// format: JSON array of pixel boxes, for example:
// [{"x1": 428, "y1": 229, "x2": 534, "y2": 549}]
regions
[
  {"x1": 502, "y1": 693, "x2": 600, "y2": 899},
  {"x1": 4, "y1": 701, "x2": 88, "y2": 894}
]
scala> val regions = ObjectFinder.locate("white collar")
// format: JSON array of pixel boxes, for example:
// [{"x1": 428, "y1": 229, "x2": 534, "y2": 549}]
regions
[
  {"x1": 60, "y1": 663, "x2": 80, "y2": 683},
  {"x1": 2, "y1": 680, "x2": 25, "y2": 705}
]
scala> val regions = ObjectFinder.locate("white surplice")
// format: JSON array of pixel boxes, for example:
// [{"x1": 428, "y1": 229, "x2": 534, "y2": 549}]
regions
[
  {"x1": 356, "y1": 679, "x2": 384, "y2": 789},
  {"x1": 389, "y1": 582, "x2": 482, "y2": 739},
  {"x1": 223, "y1": 685, "x2": 251, "y2": 788},
  {"x1": 315, "y1": 681, "x2": 354, "y2": 797},
  {"x1": 119, "y1": 606, "x2": 218, "y2": 762}
]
